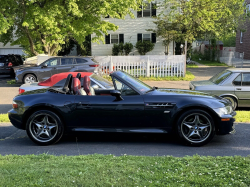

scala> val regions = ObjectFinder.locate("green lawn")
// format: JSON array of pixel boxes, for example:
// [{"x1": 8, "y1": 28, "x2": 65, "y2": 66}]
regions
[
  {"x1": 7, "y1": 79, "x2": 16, "y2": 84},
  {"x1": 193, "y1": 59, "x2": 228, "y2": 66},
  {"x1": 187, "y1": 64, "x2": 199, "y2": 68},
  {"x1": 138, "y1": 71, "x2": 195, "y2": 81},
  {"x1": 0, "y1": 113, "x2": 9, "y2": 122},
  {"x1": 0, "y1": 154, "x2": 249, "y2": 186}
]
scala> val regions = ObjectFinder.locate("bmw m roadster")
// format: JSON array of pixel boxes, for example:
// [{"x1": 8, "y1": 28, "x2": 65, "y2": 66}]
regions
[{"x1": 8, "y1": 71, "x2": 236, "y2": 146}]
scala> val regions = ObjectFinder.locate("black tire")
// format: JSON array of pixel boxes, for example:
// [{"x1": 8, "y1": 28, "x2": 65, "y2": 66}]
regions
[
  {"x1": 26, "y1": 110, "x2": 64, "y2": 146},
  {"x1": 221, "y1": 96, "x2": 237, "y2": 110},
  {"x1": 23, "y1": 74, "x2": 37, "y2": 84},
  {"x1": 177, "y1": 109, "x2": 215, "y2": 146}
]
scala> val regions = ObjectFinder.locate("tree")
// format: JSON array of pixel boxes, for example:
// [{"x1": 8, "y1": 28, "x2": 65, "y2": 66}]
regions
[
  {"x1": 0, "y1": 0, "x2": 144, "y2": 56},
  {"x1": 154, "y1": 0, "x2": 247, "y2": 55},
  {"x1": 135, "y1": 41, "x2": 154, "y2": 55}
]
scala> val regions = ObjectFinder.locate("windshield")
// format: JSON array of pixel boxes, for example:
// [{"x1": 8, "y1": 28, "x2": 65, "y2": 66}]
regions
[
  {"x1": 114, "y1": 71, "x2": 152, "y2": 93},
  {"x1": 210, "y1": 70, "x2": 232, "y2": 84},
  {"x1": 91, "y1": 74, "x2": 113, "y2": 88}
]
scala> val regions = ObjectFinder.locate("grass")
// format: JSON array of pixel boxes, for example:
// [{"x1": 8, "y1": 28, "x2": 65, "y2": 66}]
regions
[
  {"x1": 0, "y1": 154, "x2": 250, "y2": 186},
  {"x1": 192, "y1": 58, "x2": 228, "y2": 66},
  {"x1": 0, "y1": 114, "x2": 9, "y2": 122},
  {"x1": 138, "y1": 71, "x2": 195, "y2": 81},
  {"x1": 7, "y1": 79, "x2": 16, "y2": 84},
  {"x1": 235, "y1": 111, "x2": 250, "y2": 123},
  {"x1": 187, "y1": 63, "x2": 199, "y2": 68}
]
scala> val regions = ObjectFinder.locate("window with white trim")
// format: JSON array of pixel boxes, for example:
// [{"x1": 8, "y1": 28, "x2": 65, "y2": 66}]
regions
[
  {"x1": 137, "y1": 2, "x2": 156, "y2": 18},
  {"x1": 240, "y1": 31, "x2": 243, "y2": 43},
  {"x1": 105, "y1": 34, "x2": 124, "y2": 44}
]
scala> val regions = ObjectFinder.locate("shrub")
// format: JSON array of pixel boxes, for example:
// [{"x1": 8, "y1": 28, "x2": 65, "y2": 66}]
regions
[
  {"x1": 112, "y1": 43, "x2": 120, "y2": 56},
  {"x1": 118, "y1": 43, "x2": 124, "y2": 55},
  {"x1": 135, "y1": 41, "x2": 155, "y2": 55},
  {"x1": 123, "y1": 42, "x2": 133, "y2": 55}
]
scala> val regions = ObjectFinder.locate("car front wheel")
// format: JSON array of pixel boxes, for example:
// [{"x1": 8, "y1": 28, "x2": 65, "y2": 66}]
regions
[
  {"x1": 26, "y1": 110, "x2": 64, "y2": 146},
  {"x1": 24, "y1": 74, "x2": 37, "y2": 84},
  {"x1": 177, "y1": 109, "x2": 215, "y2": 146},
  {"x1": 222, "y1": 96, "x2": 237, "y2": 110}
]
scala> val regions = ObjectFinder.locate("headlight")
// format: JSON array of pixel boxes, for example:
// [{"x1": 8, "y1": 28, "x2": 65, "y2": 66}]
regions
[
  {"x1": 16, "y1": 69, "x2": 23, "y2": 72},
  {"x1": 213, "y1": 106, "x2": 233, "y2": 116}
]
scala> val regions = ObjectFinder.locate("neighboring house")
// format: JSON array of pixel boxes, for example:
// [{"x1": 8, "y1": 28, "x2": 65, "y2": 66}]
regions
[
  {"x1": 91, "y1": 1, "x2": 174, "y2": 56},
  {"x1": 192, "y1": 41, "x2": 223, "y2": 54},
  {"x1": 0, "y1": 42, "x2": 25, "y2": 55},
  {"x1": 235, "y1": 0, "x2": 250, "y2": 60}
]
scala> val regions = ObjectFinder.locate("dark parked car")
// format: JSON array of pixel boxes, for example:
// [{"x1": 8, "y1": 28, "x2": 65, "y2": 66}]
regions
[
  {"x1": 0, "y1": 54, "x2": 23, "y2": 77},
  {"x1": 15, "y1": 57, "x2": 99, "y2": 84},
  {"x1": 9, "y1": 71, "x2": 236, "y2": 146},
  {"x1": 190, "y1": 68, "x2": 250, "y2": 109}
]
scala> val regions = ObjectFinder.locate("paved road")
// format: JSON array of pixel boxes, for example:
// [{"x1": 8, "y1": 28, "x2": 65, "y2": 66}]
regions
[{"x1": 0, "y1": 122, "x2": 249, "y2": 156}]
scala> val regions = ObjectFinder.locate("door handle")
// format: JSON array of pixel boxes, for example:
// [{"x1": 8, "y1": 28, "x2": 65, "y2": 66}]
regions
[
  {"x1": 236, "y1": 88, "x2": 241, "y2": 90},
  {"x1": 78, "y1": 102, "x2": 89, "y2": 106}
]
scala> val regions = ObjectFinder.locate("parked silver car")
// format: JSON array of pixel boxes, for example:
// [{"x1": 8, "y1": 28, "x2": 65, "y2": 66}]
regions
[{"x1": 190, "y1": 68, "x2": 250, "y2": 109}]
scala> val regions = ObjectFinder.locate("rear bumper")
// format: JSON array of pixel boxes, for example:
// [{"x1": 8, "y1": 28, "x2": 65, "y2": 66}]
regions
[
  {"x1": 0, "y1": 68, "x2": 12, "y2": 75},
  {"x1": 8, "y1": 109, "x2": 25, "y2": 130}
]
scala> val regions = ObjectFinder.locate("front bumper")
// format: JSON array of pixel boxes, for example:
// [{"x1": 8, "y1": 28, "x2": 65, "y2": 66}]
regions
[
  {"x1": 8, "y1": 109, "x2": 25, "y2": 130},
  {"x1": 15, "y1": 73, "x2": 23, "y2": 83},
  {"x1": 217, "y1": 117, "x2": 235, "y2": 135}
]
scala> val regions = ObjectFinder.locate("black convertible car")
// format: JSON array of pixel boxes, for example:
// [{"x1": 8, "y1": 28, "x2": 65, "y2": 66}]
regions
[{"x1": 8, "y1": 71, "x2": 236, "y2": 146}]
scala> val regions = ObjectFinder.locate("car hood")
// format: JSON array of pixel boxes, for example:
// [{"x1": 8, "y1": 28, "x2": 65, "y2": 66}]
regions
[
  {"x1": 190, "y1": 80, "x2": 215, "y2": 87},
  {"x1": 152, "y1": 88, "x2": 220, "y2": 99}
]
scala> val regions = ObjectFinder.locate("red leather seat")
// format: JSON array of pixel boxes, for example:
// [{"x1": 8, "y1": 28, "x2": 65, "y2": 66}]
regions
[
  {"x1": 72, "y1": 78, "x2": 83, "y2": 95},
  {"x1": 83, "y1": 76, "x2": 95, "y2": 95}
]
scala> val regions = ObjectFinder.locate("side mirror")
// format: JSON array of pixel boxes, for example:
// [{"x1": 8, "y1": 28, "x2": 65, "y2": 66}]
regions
[
  {"x1": 42, "y1": 64, "x2": 48, "y2": 68},
  {"x1": 110, "y1": 90, "x2": 123, "y2": 101},
  {"x1": 92, "y1": 84, "x2": 99, "y2": 89}
]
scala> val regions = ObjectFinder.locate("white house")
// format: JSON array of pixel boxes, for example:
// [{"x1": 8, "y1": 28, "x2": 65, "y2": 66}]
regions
[
  {"x1": 0, "y1": 42, "x2": 25, "y2": 55},
  {"x1": 91, "y1": 1, "x2": 174, "y2": 56}
]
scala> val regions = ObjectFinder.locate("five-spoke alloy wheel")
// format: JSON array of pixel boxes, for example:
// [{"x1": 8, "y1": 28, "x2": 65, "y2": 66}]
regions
[
  {"x1": 177, "y1": 109, "x2": 215, "y2": 146},
  {"x1": 26, "y1": 110, "x2": 64, "y2": 145}
]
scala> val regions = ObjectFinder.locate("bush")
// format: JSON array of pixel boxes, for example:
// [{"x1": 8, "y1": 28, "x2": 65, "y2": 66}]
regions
[
  {"x1": 135, "y1": 41, "x2": 155, "y2": 55},
  {"x1": 123, "y1": 43, "x2": 133, "y2": 55},
  {"x1": 112, "y1": 43, "x2": 120, "y2": 56}
]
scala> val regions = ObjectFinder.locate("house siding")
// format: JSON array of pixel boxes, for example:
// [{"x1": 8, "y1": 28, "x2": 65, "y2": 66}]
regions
[
  {"x1": 91, "y1": 1, "x2": 174, "y2": 56},
  {"x1": 236, "y1": 0, "x2": 250, "y2": 60}
]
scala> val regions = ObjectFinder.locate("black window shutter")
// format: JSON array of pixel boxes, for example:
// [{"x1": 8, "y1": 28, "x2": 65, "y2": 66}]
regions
[
  {"x1": 152, "y1": 33, "x2": 156, "y2": 43},
  {"x1": 105, "y1": 34, "x2": 110, "y2": 44},
  {"x1": 119, "y1": 34, "x2": 124, "y2": 43},
  {"x1": 151, "y1": 3, "x2": 156, "y2": 17},
  {"x1": 137, "y1": 5, "x2": 142, "y2": 17},
  {"x1": 138, "y1": 33, "x2": 142, "y2": 42}
]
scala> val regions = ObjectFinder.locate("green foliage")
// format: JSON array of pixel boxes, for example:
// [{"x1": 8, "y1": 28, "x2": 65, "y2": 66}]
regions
[
  {"x1": 220, "y1": 33, "x2": 236, "y2": 47},
  {"x1": 123, "y1": 42, "x2": 133, "y2": 56},
  {"x1": 139, "y1": 71, "x2": 195, "y2": 81},
  {"x1": 6, "y1": 80, "x2": 16, "y2": 85},
  {"x1": 157, "y1": 0, "x2": 247, "y2": 47},
  {"x1": 0, "y1": 114, "x2": 10, "y2": 122},
  {"x1": 112, "y1": 44, "x2": 120, "y2": 56},
  {"x1": 118, "y1": 43, "x2": 124, "y2": 55},
  {"x1": 0, "y1": 0, "x2": 144, "y2": 56},
  {"x1": 0, "y1": 154, "x2": 250, "y2": 186},
  {"x1": 135, "y1": 41, "x2": 155, "y2": 55}
]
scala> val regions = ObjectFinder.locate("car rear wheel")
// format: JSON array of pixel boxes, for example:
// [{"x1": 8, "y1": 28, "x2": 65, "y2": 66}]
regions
[
  {"x1": 26, "y1": 110, "x2": 64, "y2": 146},
  {"x1": 24, "y1": 74, "x2": 37, "y2": 84},
  {"x1": 177, "y1": 109, "x2": 215, "y2": 146},
  {"x1": 222, "y1": 96, "x2": 237, "y2": 110}
]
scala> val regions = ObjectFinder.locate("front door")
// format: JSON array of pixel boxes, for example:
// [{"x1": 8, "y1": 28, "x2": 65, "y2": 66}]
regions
[
  {"x1": 38, "y1": 58, "x2": 58, "y2": 81},
  {"x1": 73, "y1": 94, "x2": 145, "y2": 129},
  {"x1": 234, "y1": 73, "x2": 250, "y2": 107}
]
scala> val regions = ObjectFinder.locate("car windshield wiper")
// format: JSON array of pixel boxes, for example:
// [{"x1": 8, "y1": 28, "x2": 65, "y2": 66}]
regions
[{"x1": 146, "y1": 86, "x2": 158, "y2": 93}]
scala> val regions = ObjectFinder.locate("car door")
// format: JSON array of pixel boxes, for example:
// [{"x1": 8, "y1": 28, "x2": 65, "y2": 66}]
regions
[
  {"x1": 72, "y1": 78, "x2": 145, "y2": 129},
  {"x1": 37, "y1": 58, "x2": 59, "y2": 81},
  {"x1": 73, "y1": 58, "x2": 89, "y2": 72},
  {"x1": 233, "y1": 73, "x2": 250, "y2": 107},
  {"x1": 56, "y1": 58, "x2": 74, "y2": 73}
]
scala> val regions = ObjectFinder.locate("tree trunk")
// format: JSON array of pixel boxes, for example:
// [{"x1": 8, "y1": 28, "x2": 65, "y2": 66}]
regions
[{"x1": 25, "y1": 28, "x2": 38, "y2": 56}]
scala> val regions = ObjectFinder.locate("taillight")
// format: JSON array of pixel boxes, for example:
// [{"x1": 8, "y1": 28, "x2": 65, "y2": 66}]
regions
[
  {"x1": 19, "y1": 88, "x2": 25, "y2": 94},
  {"x1": 8, "y1": 62, "x2": 13, "y2": 67},
  {"x1": 12, "y1": 101, "x2": 18, "y2": 109},
  {"x1": 89, "y1": 64, "x2": 99, "y2": 67}
]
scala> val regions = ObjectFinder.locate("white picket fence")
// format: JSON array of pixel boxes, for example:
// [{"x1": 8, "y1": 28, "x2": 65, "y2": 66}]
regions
[{"x1": 94, "y1": 55, "x2": 186, "y2": 77}]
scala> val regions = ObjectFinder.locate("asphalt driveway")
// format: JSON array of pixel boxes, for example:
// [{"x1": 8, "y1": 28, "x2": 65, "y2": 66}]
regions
[{"x1": 0, "y1": 122, "x2": 249, "y2": 156}]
